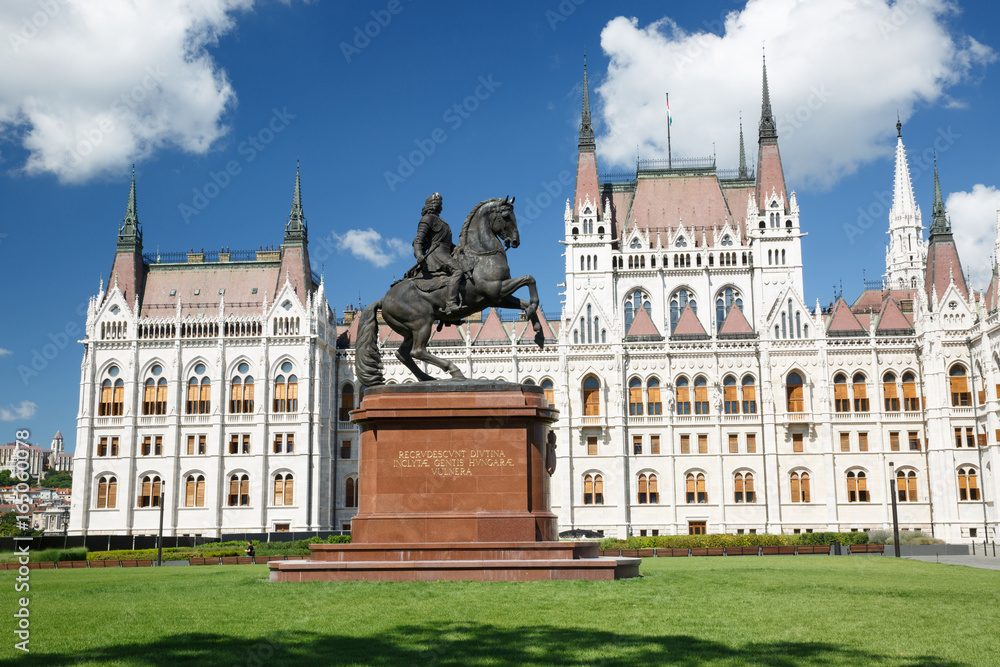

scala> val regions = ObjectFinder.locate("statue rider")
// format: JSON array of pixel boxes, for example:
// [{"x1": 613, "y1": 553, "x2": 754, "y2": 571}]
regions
[{"x1": 412, "y1": 192, "x2": 463, "y2": 316}]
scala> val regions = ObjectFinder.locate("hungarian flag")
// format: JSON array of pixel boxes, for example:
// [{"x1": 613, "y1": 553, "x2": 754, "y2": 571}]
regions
[{"x1": 666, "y1": 94, "x2": 672, "y2": 126}]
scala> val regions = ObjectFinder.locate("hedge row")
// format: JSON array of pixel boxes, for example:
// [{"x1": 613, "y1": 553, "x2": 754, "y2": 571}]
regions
[
  {"x1": 86, "y1": 535, "x2": 352, "y2": 561},
  {"x1": 598, "y1": 532, "x2": 869, "y2": 550},
  {"x1": 0, "y1": 547, "x2": 87, "y2": 564}
]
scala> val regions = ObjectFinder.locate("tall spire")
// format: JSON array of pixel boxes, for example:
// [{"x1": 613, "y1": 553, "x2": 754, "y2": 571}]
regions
[
  {"x1": 885, "y1": 119, "x2": 924, "y2": 289},
  {"x1": 738, "y1": 115, "x2": 748, "y2": 178},
  {"x1": 930, "y1": 158, "x2": 950, "y2": 236},
  {"x1": 117, "y1": 165, "x2": 142, "y2": 251},
  {"x1": 758, "y1": 51, "x2": 777, "y2": 143},
  {"x1": 578, "y1": 54, "x2": 595, "y2": 152},
  {"x1": 284, "y1": 161, "x2": 307, "y2": 244}
]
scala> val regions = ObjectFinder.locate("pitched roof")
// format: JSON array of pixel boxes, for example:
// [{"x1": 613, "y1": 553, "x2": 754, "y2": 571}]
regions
[
  {"x1": 718, "y1": 305, "x2": 754, "y2": 336},
  {"x1": 430, "y1": 321, "x2": 464, "y2": 345},
  {"x1": 672, "y1": 303, "x2": 708, "y2": 337},
  {"x1": 851, "y1": 288, "x2": 916, "y2": 314},
  {"x1": 139, "y1": 261, "x2": 281, "y2": 318},
  {"x1": 515, "y1": 310, "x2": 557, "y2": 343},
  {"x1": 756, "y1": 142, "x2": 788, "y2": 212},
  {"x1": 875, "y1": 296, "x2": 914, "y2": 334},
  {"x1": 627, "y1": 172, "x2": 732, "y2": 240},
  {"x1": 473, "y1": 309, "x2": 510, "y2": 345},
  {"x1": 625, "y1": 305, "x2": 662, "y2": 340},
  {"x1": 925, "y1": 236, "x2": 968, "y2": 302},
  {"x1": 827, "y1": 298, "x2": 866, "y2": 335}
]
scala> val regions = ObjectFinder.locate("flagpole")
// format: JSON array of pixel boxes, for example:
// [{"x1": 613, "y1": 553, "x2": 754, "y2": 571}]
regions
[{"x1": 666, "y1": 92, "x2": 672, "y2": 169}]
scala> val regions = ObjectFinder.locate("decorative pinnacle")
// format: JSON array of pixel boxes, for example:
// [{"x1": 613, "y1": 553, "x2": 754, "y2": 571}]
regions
[
  {"x1": 117, "y1": 165, "x2": 141, "y2": 249},
  {"x1": 579, "y1": 55, "x2": 595, "y2": 150},
  {"x1": 286, "y1": 161, "x2": 306, "y2": 237},
  {"x1": 758, "y1": 51, "x2": 777, "y2": 141},
  {"x1": 930, "y1": 156, "x2": 950, "y2": 235},
  {"x1": 738, "y1": 114, "x2": 748, "y2": 178},
  {"x1": 896, "y1": 112, "x2": 902, "y2": 138}
]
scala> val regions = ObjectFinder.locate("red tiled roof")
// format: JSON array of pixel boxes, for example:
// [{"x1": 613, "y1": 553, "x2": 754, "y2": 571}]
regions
[
  {"x1": 574, "y1": 152, "x2": 601, "y2": 218},
  {"x1": 756, "y1": 143, "x2": 788, "y2": 212},
  {"x1": 516, "y1": 311, "x2": 557, "y2": 343},
  {"x1": 851, "y1": 289, "x2": 916, "y2": 314},
  {"x1": 384, "y1": 326, "x2": 403, "y2": 343},
  {"x1": 604, "y1": 190, "x2": 633, "y2": 239},
  {"x1": 473, "y1": 309, "x2": 510, "y2": 344},
  {"x1": 720, "y1": 184, "x2": 754, "y2": 236},
  {"x1": 925, "y1": 237, "x2": 968, "y2": 301},
  {"x1": 827, "y1": 298, "x2": 866, "y2": 334},
  {"x1": 672, "y1": 303, "x2": 707, "y2": 336},
  {"x1": 627, "y1": 173, "x2": 732, "y2": 240},
  {"x1": 876, "y1": 297, "x2": 913, "y2": 332},
  {"x1": 430, "y1": 321, "x2": 464, "y2": 343},
  {"x1": 719, "y1": 305, "x2": 754, "y2": 335},
  {"x1": 277, "y1": 246, "x2": 313, "y2": 301},
  {"x1": 139, "y1": 262, "x2": 280, "y2": 318},
  {"x1": 625, "y1": 305, "x2": 661, "y2": 338}
]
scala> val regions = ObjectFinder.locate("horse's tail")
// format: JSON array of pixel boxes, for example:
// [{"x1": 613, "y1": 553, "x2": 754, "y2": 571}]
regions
[{"x1": 354, "y1": 299, "x2": 385, "y2": 387}]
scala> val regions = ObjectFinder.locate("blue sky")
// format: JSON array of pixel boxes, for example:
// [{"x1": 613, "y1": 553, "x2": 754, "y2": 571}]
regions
[{"x1": 1, "y1": 0, "x2": 998, "y2": 453}]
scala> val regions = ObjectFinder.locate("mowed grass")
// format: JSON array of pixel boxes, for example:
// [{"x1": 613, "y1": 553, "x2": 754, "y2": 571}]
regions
[{"x1": 1, "y1": 557, "x2": 998, "y2": 666}]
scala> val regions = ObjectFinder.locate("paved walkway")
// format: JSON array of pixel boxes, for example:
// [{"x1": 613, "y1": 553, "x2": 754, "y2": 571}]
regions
[{"x1": 901, "y1": 554, "x2": 1000, "y2": 570}]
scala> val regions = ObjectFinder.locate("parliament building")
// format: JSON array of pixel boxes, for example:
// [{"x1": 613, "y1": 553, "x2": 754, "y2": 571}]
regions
[{"x1": 71, "y1": 61, "x2": 998, "y2": 543}]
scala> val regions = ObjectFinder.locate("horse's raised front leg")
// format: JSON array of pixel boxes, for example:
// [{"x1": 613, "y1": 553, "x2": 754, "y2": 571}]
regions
[
  {"x1": 497, "y1": 278, "x2": 544, "y2": 349},
  {"x1": 496, "y1": 275, "x2": 539, "y2": 323},
  {"x1": 395, "y1": 332, "x2": 435, "y2": 382},
  {"x1": 408, "y1": 321, "x2": 466, "y2": 380}
]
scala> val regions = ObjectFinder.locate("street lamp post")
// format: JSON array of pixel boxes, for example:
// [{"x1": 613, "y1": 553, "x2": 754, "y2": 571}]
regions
[
  {"x1": 62, "y1": 508, "x2": 70, "y2": 550},
  {"x1": 157, "y1": 491, "x2": 165, "y2": 566},
  {"x1": 889, "y1": 461, "x2": 901, "y2": 558}
]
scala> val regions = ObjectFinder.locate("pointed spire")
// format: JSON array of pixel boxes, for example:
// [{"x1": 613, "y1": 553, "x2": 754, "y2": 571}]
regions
[
  {"x1": 759, "y1": 51, "x2": 777, "y2": 142},
  {"x1": 578, "y1": 54, "x2": 595, "y2": 151},
  {"x1": 284, "y1": 161, "x2": 307, "y2": 244},
  {"x1": 117, "y1": 165, "x2": 142, "y2": 251},
  {"x1": 738, "y1": 114, "x2": 748, "y2": 178},
  {"x1": 930, "y1": 157, "x2": 950, "y2": 235}
]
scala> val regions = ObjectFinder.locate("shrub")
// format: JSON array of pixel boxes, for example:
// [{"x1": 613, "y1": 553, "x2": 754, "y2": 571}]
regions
[
  {"x1": 598, "y1": 532, "x2": 877, "y2": 550},
  {"x1": 793, "y1": 532, "x2": 869, "y2": 546},
  {"x1": 0, "y1": 547, "x2": 87, "y2": 564}
]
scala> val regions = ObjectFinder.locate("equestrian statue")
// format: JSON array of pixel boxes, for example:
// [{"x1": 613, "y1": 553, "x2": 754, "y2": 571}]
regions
[{"x1": 354, "y1": 194, "x2": 544, "y2": 386}]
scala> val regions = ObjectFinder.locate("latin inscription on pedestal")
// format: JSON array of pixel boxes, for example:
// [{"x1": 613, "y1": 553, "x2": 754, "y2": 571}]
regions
[{"x1": 393, "y1": 448, "x2": 515, "y2": 476}]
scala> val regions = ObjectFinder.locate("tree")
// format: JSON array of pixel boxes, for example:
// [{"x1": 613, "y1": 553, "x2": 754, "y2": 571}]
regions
[
  {"x1": 0, "y1": 511, "x2": 39, "y2": 537},
  {"x1": 41, "y1": 471, "x2": 72, "y2": 489}
]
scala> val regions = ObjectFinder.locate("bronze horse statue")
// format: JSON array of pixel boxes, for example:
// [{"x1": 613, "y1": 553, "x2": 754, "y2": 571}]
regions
[{"x1": 354, "y1": 197, "x2": 544, "y2": 385}]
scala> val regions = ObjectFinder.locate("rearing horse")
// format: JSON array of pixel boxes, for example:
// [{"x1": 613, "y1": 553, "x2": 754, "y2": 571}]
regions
[{"x1": 354, "y1": 197, "x2": 544, "y2": 385}]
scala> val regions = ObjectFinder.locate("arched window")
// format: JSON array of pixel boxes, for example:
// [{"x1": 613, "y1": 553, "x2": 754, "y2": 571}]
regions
[
  {"x1": 142, "y1": 365, "x2": 167, "y2": 415},
  {"x1": 581, "y1": 256, "x2": 585, "y2": 271},
  {"x1": 742, "y1": 376, "x2": 757, "y2": 414},
  {"x1": 582, "y1": 376, "x2": 601, "y2": 416},
  {"x1": 786, "y1": 372, "x2": 804, "y2": 413},
  {"x1": 623, "y1": 290, "x2": 651, "y2": 332},
  {"x1": 99, "y1": 365, "x2": 125, "y2": 417},
  {"x1": 628, "y1": 378, "x2": 643, "y2": 416},
  {"x1": 896, "y1": 470, "x2": 917, "y2": 502},
  {"x1": 184, "y1": 474, "x2": 206, "y2": 507},
  {"x1": 715, "y1": 287, "x2": 744, "y2": 332},
  {"x1": 273, "y1": 473, "x2": 294, "y2": 506},
  {"x1": 847, "y1": 471, "x2": 868, "y2": 503},
  {"x1": 902, "y1": 372, "x2": 920, "y2": 411},
  {"x1": 541, "y1": 379, "x2": 554, "y2": 408},
  {"x1": 228, "y1": 473, "x2": 250, "y2": 507},
  {"x1": 345, "y1": 477, "x2": 359, "y2": 507},
  {"x1": 273, "y1": 361, "x2": 298, "y2": 412},
  {"x1": 186, "y1": 363, "x2": 211, "y2": 414},
  {"x1": 676, "y1": 377, "x2": 691, "y2": 415},
  {"x1": 686, "y1": 472, "x2": 707, "y2": 503},
  {"x1": 853, "y1": 373, "x2": 869, "y2": 412},
  {"x1": 883, "y1": 373, "x2": 900, "y2": 412},
  {"x1": 694, "y1": 376, "x2": 709, "y2": 414},
  {"x1": 949, "y1": 365, "x2": 970, "y2": 407},
  {"x1": 230, "y1": 362, "x2": 254, "y2": 414},
  {"x1": 646, "y1": 378, "x2": 661, "y2": 415},
  {"x1": 833, "y1": 373, "x2": 850, "y2": 412},
  {"x1": 340, "y1": 383, "x2": 355, "y2": 421},
  {"x1": 638, "y1": 473, "x2": 648, "y2": 504},
  {"x1": 958, "y1": 468, "x2": 980, "y2": 501},
  {"x1": 96, "y1": 476, "x2": 117, "y2": 509},
  {"x1": 734, "y1": 472, "x2": 755, "y2": 503},
  {"x1": 723, "y1": 376, "x2": 738, "y2": 414},
  {"x1": 583, "y1": 474, "x2": 604, "y2": 504},
  {"x1": 637, "y1": 473, "x2": 659, "y2": 504},
  {"x1": 138, "y1": 475, "x2": 162, "y2": 508},
  {"x1": 670, "y1": 289, "x2": 696, "y2": 332},
  {"x1": 790, "y1": 471, "x2": 810, "y2": 503}
]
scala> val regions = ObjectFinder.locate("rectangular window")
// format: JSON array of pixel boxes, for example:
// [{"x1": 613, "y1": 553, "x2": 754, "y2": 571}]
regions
[
  {"x1": 688, "y1": 521, "x2": 706, "y2": 535},
  {"x1": 229, "y1": 435, "x2": 239, "y2": 454},
  {"x1": 587, "y1": 436, "x2": 598, "y2": 456},
  {"x1": 787, "y1": 384, "x2": 804, "y2": 413},
  {"x1": 965, "y1": 428, "x2": 975, "y2": 448},
  {"x1": 840, "y1": 432, "x2": 850, "y2": 452},
  {"x1": 111, "y1": 437, "x2": 118, "y2": 456},
  {"x1": 854, "y1": 381, "x2": 869, "y2": 412},
  {"x1": 274, "y1": 523, "x2": 290, "y2": 533},
  {"x1": 858, "y1": 432, "x2": 868, "y2": 452},
  {"x1": 273, "y1": 434, "x2": 283, "y2": 454},
  {"x1": 698, "y1": 434, "x2": 708, "y2": 454},
  {"x1": 242, "y1": 434, "x2": 250, "y2": 454},
  {"x1": 746, "y1": 433, "x2": 757, "y2": 453},
  {"x1": 834, "y1": 382, "x2": 850, "y2": 413},
  {"x1": 950, "y1": 375, "x2": 970, "y2": 407},
  {"x1": 583, "y1": 385, "x2": 600, "y2": 416},
  {"x1": 341, "y1": 440, "x2": 351, "y2": 459},
  {"x1": 724, "y1": 384, "x2": 739, "y2": 414},
  {"x1": 629, "y1": 385, "x2": 643, "y2": 416},
  {"x1": 286, "y1": 434, "x2": 294, "y2": 453},
  {"x1": 743, "y1": 383, "x2": 757, "y2": 414},
  {"x1": 890, "y1": 431, "x2": 900, "y2": 451},
  {"x1": 955, "y1": 427, "x2": 963, "y2": 448},
  {"x1": 793, "y1": 433, "x2": 804, "y2": 453},
  {"x1": 694, "y1": 383, "x2": 709, "y2": 415},
  {"x1": 187, "y1": 435, "x2": 195, "y2": 456},
  {"x1": 98, "y1": 437, "x2": 108, "y2": 457},
  {"x1": 908, "y1": 431, "x2": 920, "y2": 451},
  {"x1": 729, "y1": 434, "x2": 739, "y2": 453},
  {"x1": 903, "y1": 380, "x2": 920, "y2": 411},
  {"x1": 142, "y1": 436, "x2": 151, "y2": 456},
  {"x1": 676, "y1": 384, "x2": 690, "y2": 415},
  {"x1": 632, "y1": 435, "x2": 642, "y2": 455},
  {"x1": 650, "y1": 435, "x2": 660, "y2": 455},
  {"x1": 198, "y1": 434, "x2": 206, "y2": 455},
  {"x1": 883, "y1": 380, "x2": 899, "y2": 412},
  {"x1": 680, "y1": 434, "x2": 690, "y2": 454},
  {"x1": 978, "y1": 433, "x2": 987, "y2": 448},
  {"x1": 154, "y1": 436, "x2": 162, "y2": 456}
]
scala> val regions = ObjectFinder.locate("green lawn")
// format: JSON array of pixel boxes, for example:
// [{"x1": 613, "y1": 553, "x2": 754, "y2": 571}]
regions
[{"x1": 2, "y1": 557, "x2": 998, "y2": 666}]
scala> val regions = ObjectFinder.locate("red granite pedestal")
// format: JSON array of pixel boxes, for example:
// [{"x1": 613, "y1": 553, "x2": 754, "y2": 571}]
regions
[{"x1": 269, "y1": 381, "x2": 638, "y2": 582}]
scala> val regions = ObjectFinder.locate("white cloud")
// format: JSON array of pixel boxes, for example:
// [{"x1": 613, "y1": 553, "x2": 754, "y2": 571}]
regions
[
  {"x1": 0, "y1": 0, "x2": 255, "y2": 183},
  {"x1": 0, "y1": 348, "x2": 11, "y2": 357},
  {"x1": 596, "y1": 0, "x2": 995, "y2": 190},
  {"x1": 332, "y1": 228, "x2": 408, "y2": 268},
  {"x1": 946, "y1": 184, "x2": 1000, "y2": 291},
  {"x1": 0, "y1": 400, "x2": 36, "y2": 422}
]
